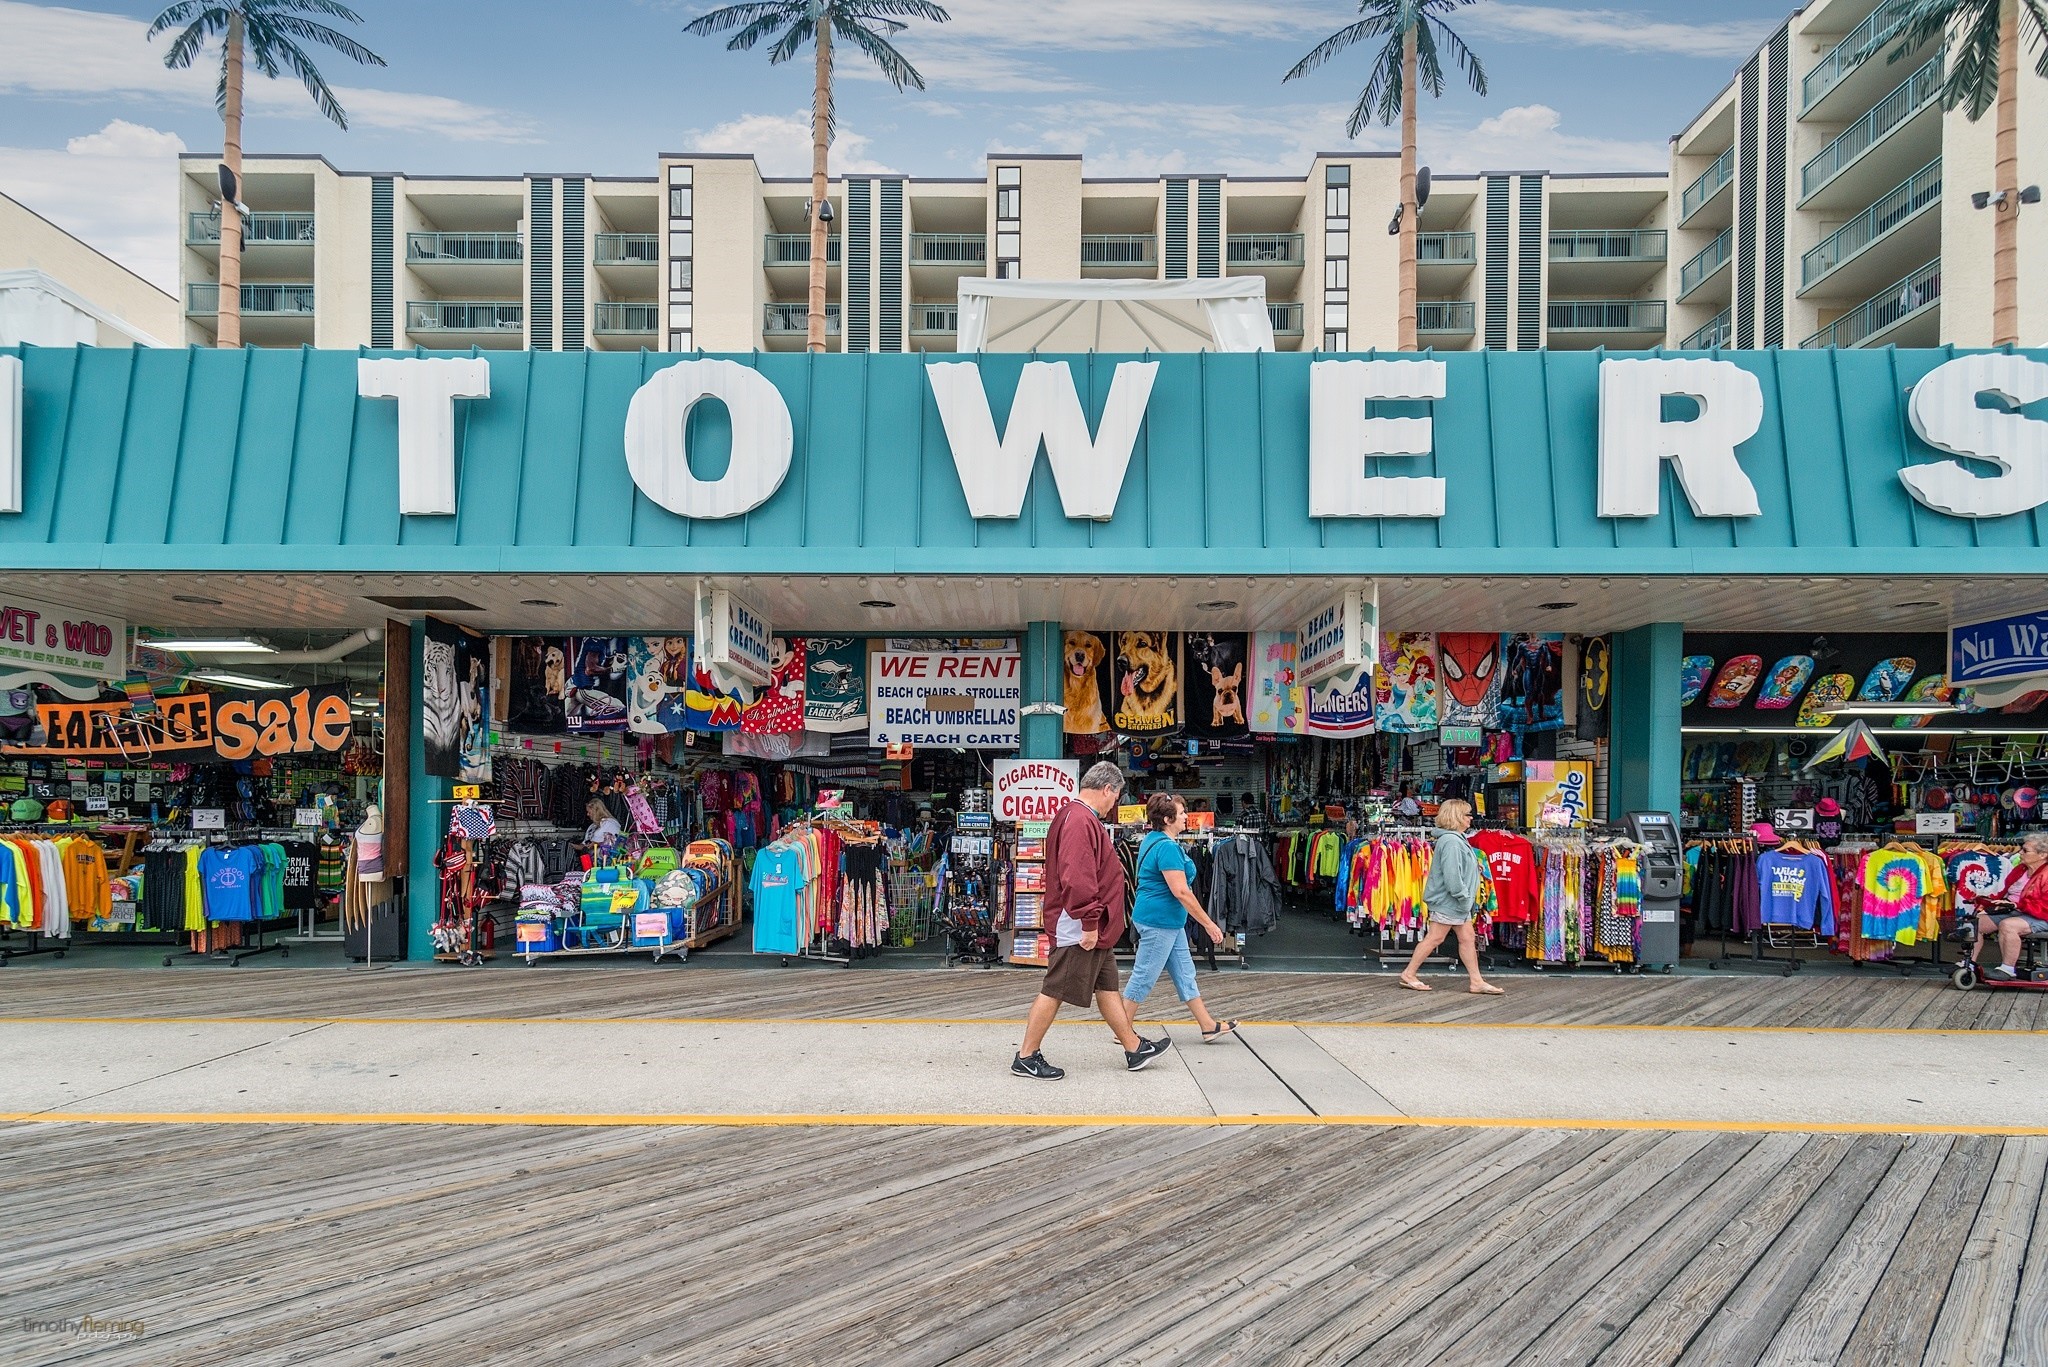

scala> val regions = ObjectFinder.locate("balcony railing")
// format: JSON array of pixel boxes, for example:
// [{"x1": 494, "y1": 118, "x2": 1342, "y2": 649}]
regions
[
  {"x1": 1549, "y1": 229, "x2": 1668, "y2": 262},
  {"x1": 1803, "y1": 0, "x2": 1915, "y2": 112},
  {"x1": 1268, "y1": 302, "x2": 1304, "y2": 336},
  {"x1": 912, "y1": 302, "x2": 958, "y2": 334},
  {"x1": 594, "y1": 302, "x2": 658, "y2": 333},
  {"x1": 1417, "y1": 301, "x2": 1476, "y2": 333},
  {"x1": 764, "y1": 303, "x2": 841, "y2": 335},
  {"x1": 1679, "y1": 229, "x2": 1733, "y2": 298},
  {"x1": 1081, "y1": 235, "x2": 1157, "y2": 266},
  {"x1": 186, "y1": 210, "x2": 315, "y2": 244},
  {"x1": 1802, "y1": 258, "x2": 1940, "y2": 348},
  {"x1": 1679, "y1": 148, "x2": 1734, "y2": 224},
  {"x1": 1802, "y1": 54, "x2": 1941, "y2": 200},
  {"x1": 910, "y1": 233, "x2": 987, "y2": 265},
  {"x1": 1801, "y1": 157, "x2": 1941, "y2": 289},
  {"x1": 1680, "y1": 310, "x2": 1732, "y2": 350},
  {"x1": 407, "y1": 232, "x2": 522, "y2": 263},
  {"x1": 186, "y1": 282, "x2": 314, "y2": 316},
  {"x1": 1418, "y1": 232, "x2": 1477, "y2": 264},
  {"x1": 407, "y1": 300, "x2": 523, "y2": 332},
  {"x1": 763, "y1": 233, "x2": 842, "y2": 266},
  {"x1": 1227, "y1": 233, "x2": 1304, "y2": 266},
  {"x1": 595, "y1": 233, "x2": 659, "y2": 265},
  {"x1": 1548, "y1": 300, "x2": 1667, "y2": 332}
]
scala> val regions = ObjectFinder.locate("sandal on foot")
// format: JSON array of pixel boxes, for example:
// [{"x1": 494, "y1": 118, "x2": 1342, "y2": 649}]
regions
[
  {"x1": 1202, "y1": 1021, "x2": 1239, "y2": 1042},
  {"x1": 1468, "y1": 983, "x2": 1505, "y2": 995},
  {"x1": 1396, "y1": 977, "x2": 1432, "y2": 992}
]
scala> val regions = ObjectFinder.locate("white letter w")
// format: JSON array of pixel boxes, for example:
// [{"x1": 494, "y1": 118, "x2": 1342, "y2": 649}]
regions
[{"x1": 927, "y1": 360, "x2": 1158, "y2": 521}]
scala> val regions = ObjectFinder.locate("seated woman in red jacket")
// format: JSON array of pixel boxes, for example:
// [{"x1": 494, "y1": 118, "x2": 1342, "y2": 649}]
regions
[{"x1": 1974, "y1": 834, "x2": 2048, "y2": 982}]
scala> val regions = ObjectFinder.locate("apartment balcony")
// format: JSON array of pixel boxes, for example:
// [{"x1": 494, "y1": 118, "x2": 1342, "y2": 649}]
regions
[
  {"x1": 1801, "y1": 53, "x2": 1942, "y2": 210},
  {"x1": 910, "y1": 300, "x2": 958, "y2": 352},
  {"x1": 593, "y1": 301, "x2": 658, "y2": 336},
  {"x1": 1548, "y1": 229, "x2": 1668, "y2": 291},
  {"x1": 406, "y1": 231, "x2": 522, "y2": 292},
  {"x1": 1677, "y1": 229, "x2": 1733, "y2": 303},
  {"x1": 594, "y1": 232, "x2": 660, "y2": 291},
  {"x1": 763, "y1": 234, "x2": 842, "y2": 268},
  {"x1": 1678, "y1": 148, "x2": 1734, "y2": 228},
  {"x1": 1802, "y1": 257, "x2": 1940, "y2": 348},
  {"x1": 186, "y1": 210, "x2": 317, "y2": 273},
  {"x1": 405, "y1": 299, "x2": 524, "y2": 349},
  {"x1": 1803, "y1": 0, "x2": 1938, "y2": 122},
  {"x1": 1226, "y1": 234, "x2": 1304, "y2": 279},
  {"x1": 1679, "y1": 309, "x2": 1732, "y2": 351},
  {"x1": 1417, "y1": 232, "x2": 1478, "y2": 285},
  {"x1": 1267, "y1": 302, "x2": 1305, "y2": 337},
  {"x1": 186, "y1": 281, "x2": 315, "y2": 345},
  {"x1": 1546, "y1": 299, "x2": 1667, "y2": 350},
  {"x1": 1417, "y1": 300, "x2": 1476, "y2": 340},
  {"x1": 1080, "y1": 234, "x2": 1157, "y2": 277},
  {"x1": 1799, "y1": 157, "x2": 1941, "y2": 298},
  {"x1": 762, "y1": 302, "x2": 841, "y2": 351}
]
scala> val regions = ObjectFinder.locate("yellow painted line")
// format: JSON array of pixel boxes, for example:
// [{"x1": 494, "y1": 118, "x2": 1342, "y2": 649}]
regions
[
  {"x1": 5, "y1": 1110, "x2": 2048, "y2": 1137},
  {"x1": 0, "y1": 1015, "x2": 2039, "y2": 1038}
]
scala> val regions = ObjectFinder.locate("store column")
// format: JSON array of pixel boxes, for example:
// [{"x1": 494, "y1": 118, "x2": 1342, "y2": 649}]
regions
[
  {"x1": 405, "y1": 618, "x2": 446, "y2": 960},
  {"x1": 1610, "y1": 622, "x2": 1682, "y2": 821},
  {"x1": 1020, "y1": 621, "x2": 1063, "y2": 761}
]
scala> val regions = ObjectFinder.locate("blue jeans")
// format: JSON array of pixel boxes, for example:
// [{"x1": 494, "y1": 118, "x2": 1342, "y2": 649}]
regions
[{"x1": 1124, "y1": 923, "x2": 1200, "y2": 1006}]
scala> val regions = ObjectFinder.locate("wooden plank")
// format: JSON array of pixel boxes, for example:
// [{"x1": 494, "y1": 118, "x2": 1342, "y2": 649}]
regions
[
  {"x1": 1923, "y1": 1135, "x2": 2048, "y2": 1365},
  {"x1": 2007, "y1": 1146, "x2": 2048, "y2": 1367}
]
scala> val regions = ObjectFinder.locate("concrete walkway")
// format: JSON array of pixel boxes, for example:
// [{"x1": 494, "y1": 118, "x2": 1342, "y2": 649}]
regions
[{"x1": 5, "y1": 1015, "x2": 2044, "y2": 1132}]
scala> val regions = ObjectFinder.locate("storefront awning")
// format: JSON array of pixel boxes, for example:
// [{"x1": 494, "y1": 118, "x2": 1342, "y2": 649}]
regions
[{"x1": 955, "y1": 277, "x2": 1275, "y2": 353}]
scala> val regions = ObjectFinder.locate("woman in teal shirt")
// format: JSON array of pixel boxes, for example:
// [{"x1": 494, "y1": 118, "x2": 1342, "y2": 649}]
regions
[{"x1": 1123, "y1": 793, "x2": 1237, "y2": 1042}]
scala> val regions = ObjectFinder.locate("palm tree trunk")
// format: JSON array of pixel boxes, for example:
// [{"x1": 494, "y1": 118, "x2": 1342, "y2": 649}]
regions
[
  {"x1": 1398, "y1": 20, "x2": 1418, "y2": 352},
  {"x1": 1992, "y1": 0, "x2": 2018, "y2": 347},
  {"x1": 219, "y1": 8, "x2": 245, "y2": 349},
  {"x1": 808, "y1": 14, "x2": 832, "y2": 354}
]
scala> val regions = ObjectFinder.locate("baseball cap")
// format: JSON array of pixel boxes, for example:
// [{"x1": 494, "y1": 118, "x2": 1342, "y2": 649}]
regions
[{"x1": 9, "y1": 797, "x2": 43, "y2": 822}]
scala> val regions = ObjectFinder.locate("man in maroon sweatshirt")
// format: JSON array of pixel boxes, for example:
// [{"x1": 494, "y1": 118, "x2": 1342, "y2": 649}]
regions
[{"x1": 1012, "y1": 762, "x2": 1173, "y2": 1079}]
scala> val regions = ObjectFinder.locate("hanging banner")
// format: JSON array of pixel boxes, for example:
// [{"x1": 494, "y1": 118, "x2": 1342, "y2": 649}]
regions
[
  {"x1": 741, "y1": 636, "x2": 806, "y2": 734},
  {"x1": 992, "y1": 758, "x2": 1080, "y2": 824},
  {"x1": 1297, "y1": 584, "x2": 1378, "y2": 687},
  {"x1": 803, "y1": 636, "x2": 868, "y2": 733},
  {"x1": 1577, "y1": 635, "x2": 1611, "y2": 740},
  {"x1": 503, "y1": 636, "x2": 569, "y2": 734},
  {"x1": 423, "y1": 618, "x2": 491, "y2": 780},
  {"x1": 1375, "y1": 632, "x2": 1439, "y2": 734},
  {"x1": 1308, "y1": 663, "x2": 1377, "y2": 738},
  {"x1": 0, "y1": 595, "x2": 125, "y2": 681},
  {"x1": 1526, "y1": 760, "x2": 1593, "y2": 830},
  {"x1": 1499, "y1": 633, "x2": 1566, "y2": 734},
  {"x1": 211, "y1": 684, "x2": 354, "y2": 760},
  {"x1": 692, "y1": 583, "x2": 773, "y2": 688},
  {"x1": 13, "y1": 692, "x2": 215, "y2": 758},
  {"x1": 1439, "y1": 632, "x2": 1505, "y2": 729},
  {"x1": 627, "y1": 636, "x2": 695, "y2": 734},
  {"x1": 562, "y1": 635, "x2": 633, "y2": 735},
  {"x1": 1182, "y1": 632, "x2": 1250, "y2": 741},
  {"x1": 1250, "y1": 631, "x2": 1306, "y2": 735},
  {"x1": 1951, "y1": 607, "x2": 2048, "y2": 688},
  {"x1": 1060, "y1": 630, "x2": 1116, "y2": 736},
  {"x1": 868, "y1": 648, "x2": 1021, "y2": 749},
  {"x1": 1110, "y1": 631, "x2": 1182, "y2": 737}
]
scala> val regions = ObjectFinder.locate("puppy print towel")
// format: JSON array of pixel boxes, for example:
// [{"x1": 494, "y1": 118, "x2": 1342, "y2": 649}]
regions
[
  {"x1": 1112, "y1": 631, "x2": 1183, "y2": 738},
  {"x1": 1061, "y1": 631, "x2": 1115, "y2": 736},
  {"x1": 1183, "y1": 633, "x2": 1250, "y2": 741}
]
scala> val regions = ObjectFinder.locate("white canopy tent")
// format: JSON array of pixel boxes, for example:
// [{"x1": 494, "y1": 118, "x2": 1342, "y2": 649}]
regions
[{"x1": 955, "y1": 277, "x2": 1276, "y2": 353}]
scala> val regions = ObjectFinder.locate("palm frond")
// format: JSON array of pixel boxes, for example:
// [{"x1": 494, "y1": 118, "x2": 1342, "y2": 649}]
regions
[
  {"x1": 683, "y1": 1, "x2": 800, "y2": 37},
  {"x1": 268, "y1": 33, "x2": 350, "y2": 126},
  {"x1": 722, "y1": 11, "x2": 792, "y2": 51},
  {"x1": 1425, "y1": 12, "x2": 1487, "y2": 95},
  {"x1": 2021, "y1": 0, "x2": 2048, "y2": 77},
  {"x1": 1284, "y1": 16, "x2": 1388, "y2": 83},
  {"x1": 834, "y1": 13, "x2": 925, "y2": 90},
  {"x1": 266, "y1": 0, "x2": 371, "y2": 22},
  {"x1": 258, "y1": 13, "x2": 385, "y2": 67},
  {"x1": 1886, "y1": 0, "x2": 1963, "y2": 64},
  {"x1": 845, "y1": 0, "x2": 950, "y2": 21},
  {"x1": 158, "y1": 15, "x2": 224, "y2": 70},
  {"x1": 146, "y1": 1, "x2": 210, "y2": 40},
  {"x1": 1940, "y1": 0, "x2": 2005, "y2": 117},
  {"x1": 767, "y1": 15, "x2": 814, "y2": 64}
]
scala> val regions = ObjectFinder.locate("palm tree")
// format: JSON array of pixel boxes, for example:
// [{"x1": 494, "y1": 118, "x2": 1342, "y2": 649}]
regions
[
  {"x1": 1286, "y1": 0, "x2": 1487, "y2": 351},
  {"x1": 1888, "y1": 0, "x2": 2047, "y2": 347},
  {"x1": 150, "y1": 0, "x2": 385, "y2": 348},
  {"x1": 687, "y1": 1, "x2": 949, "y2": 353}
]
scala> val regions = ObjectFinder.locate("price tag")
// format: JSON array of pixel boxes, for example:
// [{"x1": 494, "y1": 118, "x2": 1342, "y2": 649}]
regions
[
  {"x1": 1916, "y1": 811, "x2": 1956, "y2": 835},
  {"x1": 452, "y1": 784, "x2": 481, "y2": 800},
  {"x1": 633, "y1": 912, "x2": 671, "y2": 941},
  {"x1": 1772, "y1": 808, "x2": 1815, "y2": 832},
  {"x1": 294, "y1": 807, "x2": 321, "y2": 828},
  {"x1": 84, "y1": 796, "x2": 109, "y2": 813},
  {"x1": 515, "y1": 922, "x2": 550, "y2": 944},
  {"x1": 610, "y1": 887, "x2": 641, "y2": 914},
  {"x1": 191, "y1": 809, "x2": 226, "y2": 830}
]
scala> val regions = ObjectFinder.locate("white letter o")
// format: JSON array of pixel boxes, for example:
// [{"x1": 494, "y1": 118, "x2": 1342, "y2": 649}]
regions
[{"x1": 624, "y1": 359, "x2": 793, "y2": 519}]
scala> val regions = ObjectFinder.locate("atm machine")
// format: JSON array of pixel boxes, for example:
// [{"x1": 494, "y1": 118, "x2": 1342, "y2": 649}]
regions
[{"x1": 1626, "y1": 811, "x2": 1684, "y2": 972}]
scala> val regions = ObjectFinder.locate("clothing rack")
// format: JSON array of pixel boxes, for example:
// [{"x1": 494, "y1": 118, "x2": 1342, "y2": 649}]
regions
[{"x1": 1695, "y1": 833, "x2": 1804, "y2": 977}]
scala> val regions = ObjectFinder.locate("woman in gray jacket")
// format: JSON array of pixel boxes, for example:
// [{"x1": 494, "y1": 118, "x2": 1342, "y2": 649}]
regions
[{"x1": 1396, "y1": 798, "x2": 1504, "y2": 995}]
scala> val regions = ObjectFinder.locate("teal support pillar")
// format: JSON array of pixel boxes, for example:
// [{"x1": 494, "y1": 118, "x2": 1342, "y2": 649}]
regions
[
  {"x1": 406, "y1": 618, "x2": 446, "y2": 961},
  {"x1": 1021, "y1": 621, "x2": 1064, "y2": 760},
  {"x1": 1611, "y1": 622, "x2": 1684, "y2": 821}
]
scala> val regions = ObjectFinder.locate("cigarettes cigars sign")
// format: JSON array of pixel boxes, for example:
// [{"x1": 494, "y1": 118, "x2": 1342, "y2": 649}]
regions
[
  {"x1": 14, "y1": 684, "x2": 353, "y2": 760},
  {"x1": 0, "y1": 594, "x2": 125, "y2": 681},
  {"x1": 992, "y1": 759, "x2": 1079, "y2": 823},
  {"x1": 868, "y1": 649, "x2": 1021, "y2": 749}
]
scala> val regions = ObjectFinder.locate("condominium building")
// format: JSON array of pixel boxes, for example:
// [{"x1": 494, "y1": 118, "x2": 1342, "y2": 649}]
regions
[{"x1": 174, "y1": 0, "x2": 2043, "y2": 354}]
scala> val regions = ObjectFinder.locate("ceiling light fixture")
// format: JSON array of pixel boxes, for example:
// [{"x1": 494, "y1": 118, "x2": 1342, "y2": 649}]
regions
[
  {"x1": 1537, "y1": 601, "x2": 1576, "y2": 611},
  {"x1": 191, "y1": 669, "x2": 285, "y2": 690},
  {"x1": 1196, "y1": 599, "x2": 1239, "y2": 612},
  {"x1": 1894, "y1": 600, "x2": 1939, "y2": 609},
  {"x1": 519, "y1": 599, "x2": 561, "y2": 608},
  {"x1": 860, "y1": 599, "x2": 897, "y2": 609},
  {"x1": 170, "y1": 594, "x2": 224, "y2": 607},
  {"x1": 144, "y1": 635, "x2": 276, "y2": 654}
]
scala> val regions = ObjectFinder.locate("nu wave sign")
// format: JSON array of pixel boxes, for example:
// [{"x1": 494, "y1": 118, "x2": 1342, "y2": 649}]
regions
[{"x1": 1952, "y1": 608, "x2": 2048, "y2": 687}]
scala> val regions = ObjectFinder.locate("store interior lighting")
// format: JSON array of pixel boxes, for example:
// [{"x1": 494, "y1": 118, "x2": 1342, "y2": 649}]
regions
[
  {"x1": 144, "y1": 635, "x2": 276, "y2": 654},
  {"x1": 190, "y1": 669, "x2": 287, "y2": 689}
]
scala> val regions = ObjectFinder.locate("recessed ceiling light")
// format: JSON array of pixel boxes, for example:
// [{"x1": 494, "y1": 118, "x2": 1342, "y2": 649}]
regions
[
  {"x1": 860, "y1": 599, "x2": 897, "y2": 609},
  {"x1": 1894, "y1": 600, "x2": 1939, "y2": 609},
  {"x1": 1196, "y1": 599, "x2": 1239, "y2": 612},
  {"x1": 1537, "y1": 601, "x2": 1577, "y2": 611},
  {"x1": 171, "y1": 594, "x2": 224, "y2": 606},
  {"x1": 144, "y1": 635, "x2": 275, "y2": 653},
  {"x1": 520, "y1": 598, "x2": 561, "y2": 608}
]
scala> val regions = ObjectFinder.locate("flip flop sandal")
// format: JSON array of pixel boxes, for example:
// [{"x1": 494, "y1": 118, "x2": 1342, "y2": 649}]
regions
[
  {"x1": 1468, "y1": 984, "x2": 1505, "y2": 995},
  {"x1": 1396, "y1": 978, "x2": 1432, "y2": 992},
  {"x1": 1202, "y1": 1021, "x2": 1240, "y2": 1042}
]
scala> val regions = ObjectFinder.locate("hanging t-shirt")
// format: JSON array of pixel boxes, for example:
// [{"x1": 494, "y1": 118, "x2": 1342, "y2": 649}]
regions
[
  {"x1": 199, "y1": 846, "x2": 262, "y2": 923},
  {"x1": 1470, "y1": 830, "x2": 1539, "y2": 924},
  {"x1": 1132, "y1": 832, "x2": 1197, "y2": 930},
  {"x1": 281, "y1": 840, "x2": 320, "y2": 911},
  {"x1": 750, "y1": 846, "x2": 807, "y2": 955},
  {"x1": 1757, "y1": 850, "x2": 1836, "y2": 934}
]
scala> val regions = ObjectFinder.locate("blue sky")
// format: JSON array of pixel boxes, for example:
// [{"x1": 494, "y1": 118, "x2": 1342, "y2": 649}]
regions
[{"x1": 0, "y1": 0, "x2": 1795, "y2": 291}]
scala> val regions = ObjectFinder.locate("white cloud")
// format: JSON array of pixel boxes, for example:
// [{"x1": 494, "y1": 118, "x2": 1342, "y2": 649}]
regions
[
  {"x1": 0, "y1": 119, "x2": 185, "y2": 290},
  {"x1": 1005, "y1": 98, "x2": 1389, "y2": 177},
  {"x1": 1430, "y1": 103, "x2": 1666, "y2": 174},
  {"x1": 1470, "y1": 3, "x2": 1776, "y2": 60},
  {"x1": 0, "y1": 1, "x2": 540, "y2": 142},
  {"x1": 685, "y1": 111, "x2": 899, "y2": 177}
]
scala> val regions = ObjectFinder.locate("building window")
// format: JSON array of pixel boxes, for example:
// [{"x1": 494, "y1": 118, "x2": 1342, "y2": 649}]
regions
[
  {"x1": 1326, "y1": 165, "x2": 1350, "y2": 185},
  {"x1": 1325, "y1": 185, "x2": 1350, "y2": 218},
  {"x1": 998, "y1": 260, "x2": 1020, "y2": 279},
  {"x1": 1324, "y1": 302, "x2": 1349, "y2": 329},
  {"x1": 996, "y1": 187, "x2": 1020, "y2": 219},
  {"x1": 671, "y1": 304, "x2": 692, "y2": 329},
  {"x1": 669, "y1": 260, "x2": 691, "y2": 290},
  {"x1": 1326, "y1": 231, "x2": 1348, "y2": 260},
  {"x1": 670, "y1": 330, "x2": 692, "y2": 351},
  {"x1": 666, "y1": 164, "x2": 693, "y2": 352},
  {"x1": 668, "y1": 164, "x2": 692, "y2": 186},
  {"x1": 997, "y1": 165, "x2": 1021, "y2": 188},
  {"x1": 996, "y1": 166, "x2": 1022, "y2": 278},
  {"x1": 1325, "y1": 259, "x2": 1348, "y2": 291},
  {"x1": 1324, "y1": 329, "x2": 1348, "y2": 351}
]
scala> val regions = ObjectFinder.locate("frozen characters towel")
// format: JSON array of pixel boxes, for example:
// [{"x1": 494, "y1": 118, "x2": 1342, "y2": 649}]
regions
[
  {"x1": 627, "y1": 636, "x2": 694, "y2": 734},
  {"x1": 1062, "y1": 631, "x2": 1114, "y2": 736},
  {"x1": 1438, "y1": 632, "x2": 1505, "y2": 730},
  {"x1": 1183, "y1": 633, "x2": 1250, "y2": 741}
]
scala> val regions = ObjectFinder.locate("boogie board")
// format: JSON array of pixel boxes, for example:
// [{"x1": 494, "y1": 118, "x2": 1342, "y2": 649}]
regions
[
  {"x1": 1755, "y1": 656, "x2": 1816, "y2": 711},
  {"x1": 1857, "y1": 657, "x2": 1917, "y2": 702},
  {"x1": 1893, "y1": 674, "x2": 1946, "y2": 729},
  {"x1": 1679, "y1": 656, "x2": 1715, "y2": 707},
  {"x1": 1706, "y1": 655, "x2": 1763, "y2": 708},
  {"x1": 2002, "y1": 690, "x2": 2048, "y2": 715},
  {"x1": 1796, "y1": 673, "x2": 1855, "y2": 728}
]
